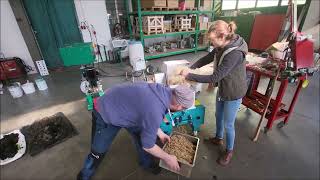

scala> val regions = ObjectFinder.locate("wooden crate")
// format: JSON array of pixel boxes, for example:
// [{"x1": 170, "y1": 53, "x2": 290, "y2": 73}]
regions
[
  {"x1": 163, "y1": 20, "x2": 173, "y2": 32},
  {"x1": 167, "y1": 0, "x2": 179, "y2": 8},
  {"x1": 141, "y1": 0, "x2": 166, "y2": 8},
  {"x1": 141, "y1": 16, "x2": 165, "y2": 35},
  {"x1": 135, "y1": 16, "x2": 165, "y2": 35},
  {"x1": 173, "y1": 15, "x2": 193, "y2": 31}
]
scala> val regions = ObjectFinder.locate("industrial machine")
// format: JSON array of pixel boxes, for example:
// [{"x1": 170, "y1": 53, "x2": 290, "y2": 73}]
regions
[
  {"x1": 243, "y1": 0, "x2": 316, "y2": 139},
  {"x1": 160, "y1": 100, "x2": 205, "y2": 136},
  {"x1": 159, "y1": 60, "x2": 206, "y2": 136},
  {"x1": 281, "y1": 31, "x2": 315, "y2": 82},
  {"x1": 80, "y1": 66, "x2": 104, "y2": 110},
  {"x1": 59, "y1": 43, "x2": 104, "y2": 110}
]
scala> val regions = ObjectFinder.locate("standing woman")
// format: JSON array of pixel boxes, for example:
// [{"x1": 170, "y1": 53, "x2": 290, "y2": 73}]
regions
[{"x1": 181, "y1": 20, "x2": 248, "y2": 166}]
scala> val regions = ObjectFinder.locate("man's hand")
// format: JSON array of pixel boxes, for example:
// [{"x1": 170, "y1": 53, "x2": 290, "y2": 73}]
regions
[
  {"x1": 157, "y1": 128, "x2": 170, "y2": 144},
  {"x1": 159, "y1": 132, "x2": 170, "y2": 144},
  {"x1": 163, "y1": 154, "x2": 180, "y2": 172}
]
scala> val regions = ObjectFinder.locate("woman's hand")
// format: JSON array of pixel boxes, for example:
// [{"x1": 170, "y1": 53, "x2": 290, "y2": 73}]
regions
[{"x1": 180, "y1": 69, "x2": 190, "y2": 77}]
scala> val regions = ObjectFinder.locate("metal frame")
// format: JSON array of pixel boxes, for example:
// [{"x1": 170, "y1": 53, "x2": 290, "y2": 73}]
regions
[
  {"x1": 242, "y1": 65, "x2": 306, "y2": 131},
  {"x1": 126, "y1": 0, "x2": 215, "y2": 60}
]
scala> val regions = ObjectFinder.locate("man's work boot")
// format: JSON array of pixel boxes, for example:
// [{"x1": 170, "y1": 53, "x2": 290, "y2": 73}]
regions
[
  {"x1": 205, "y1": 137, "x2": 223, "y2": 146},
  {"x1": 217, "y1": 150, "x2": 233, "y2": 166}
]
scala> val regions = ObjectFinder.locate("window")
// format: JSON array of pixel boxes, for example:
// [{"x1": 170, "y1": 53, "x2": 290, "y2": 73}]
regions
[
  {"x1": 281, "y1": 0, "x2": 306, "y2": 6},
  {"x1": 222, "y1": 0, "x2": 237, "y2": 10},
  {"x1": 257, "y1": 0, "x2": 279, "y2": 7},
  {"x1": 238, "y1": 0, "x2": 256, "y2": 9}
]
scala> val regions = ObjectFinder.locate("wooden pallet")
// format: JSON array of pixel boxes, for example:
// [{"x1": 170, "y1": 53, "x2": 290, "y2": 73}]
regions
[
  {"x1": 142, "y1": 7, "x2": 168, "y2": 11},
  {"x1": 144, "y1": 29, "x2": 165, "y2": 35},
  {"x1": 176, "y1": 28, "x2": 195, "y2": 32},
  {"x1": 168, "y1": 7, "x2": 179, "y2": 11},
  {"x1": 185, "y1": 7, "x2": 197, "y2": 11},
  {"x1": 136, "y1": 16, "x2": 165, "y2": 35},
  {"x1": 172, "y1": 15, "x2": 192, "y2": 30}
]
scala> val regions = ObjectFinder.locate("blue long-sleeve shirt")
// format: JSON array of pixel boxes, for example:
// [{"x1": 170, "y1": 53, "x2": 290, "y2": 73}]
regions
[{"x1": 97, "y1": 82, "x2": 172, "y2": 148}]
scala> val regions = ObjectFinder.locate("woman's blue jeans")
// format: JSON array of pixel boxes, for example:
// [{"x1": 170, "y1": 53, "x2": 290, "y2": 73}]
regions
[
  {"x1": 78, "y1": 109, "x2": 153, "y2": 180},
  {"x1": 215, "y1": 97, "x2": 242, "y2": 151}
]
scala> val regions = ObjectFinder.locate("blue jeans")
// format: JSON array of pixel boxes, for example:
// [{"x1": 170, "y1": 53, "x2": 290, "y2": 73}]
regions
[
  {"x1": 78, "y1": 109, "x2": 153, "y2": 180},
  {"x1": 215, "y1": 98, "x2": 242, "y2": 151}
]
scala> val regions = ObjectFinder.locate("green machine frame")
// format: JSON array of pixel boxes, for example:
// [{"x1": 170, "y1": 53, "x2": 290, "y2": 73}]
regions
[{"x1": 125, "y1": 0, "x2": 215, "y2": 60}]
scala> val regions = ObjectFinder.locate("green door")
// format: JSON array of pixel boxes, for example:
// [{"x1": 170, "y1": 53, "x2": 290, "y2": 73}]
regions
[{"x1": 22, "y1": 0, "x2": 82, "y2": 68}]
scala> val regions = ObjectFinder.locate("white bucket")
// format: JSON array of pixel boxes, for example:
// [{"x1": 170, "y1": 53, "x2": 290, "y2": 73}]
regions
[
  {"x1": 8, "y1": 83, "x2": 23, "y2": 98},
  {"x1": 21, "y1": 81, "x2": 36, "y2": 94},
  {"x1": 35, "y1": 78, "x2": 48, "y2": 91},
  {"x1": 129, "y1": 41, "x2": 144, "y2": 66}
]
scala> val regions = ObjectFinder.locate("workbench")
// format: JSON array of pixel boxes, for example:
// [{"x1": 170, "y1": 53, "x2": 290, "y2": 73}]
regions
[{"x1": 243, "y1": 61, "x2": 306, "y2": 132}]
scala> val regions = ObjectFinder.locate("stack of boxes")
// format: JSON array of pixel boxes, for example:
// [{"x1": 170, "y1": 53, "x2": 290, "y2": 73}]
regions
[
  {"x1": 167, "y1": 0, "x2": 179, "y2": 8},
  {"x1": 199, "y1": 0, "x2": 213, "y2": 11},
  {"x1": 140, "y1": 0, "x2": 167, "y2": 8},
  {"x1": 178, "y1": 0, "x2": 195, "y2": 10}
]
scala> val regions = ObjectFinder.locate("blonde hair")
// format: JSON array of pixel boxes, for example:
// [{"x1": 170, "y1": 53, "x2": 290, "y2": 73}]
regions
[{"x1": 208, "y1": 20, "x2": 237, "y2": 40}]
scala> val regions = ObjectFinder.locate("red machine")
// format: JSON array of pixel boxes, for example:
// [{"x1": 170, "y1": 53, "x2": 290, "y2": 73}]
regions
[
  {"x1": 241, "y1": 0, "x2": 316, "y2": 138},
  {"x1": 0, "y1": 57, "x2": 28, "y2": 81},
  {"x1": 289, "y1": 32, "x2": 314, "y2": 70},
  {"x1": 243, "y1": 34, "x2": 314, "y2": 136}
]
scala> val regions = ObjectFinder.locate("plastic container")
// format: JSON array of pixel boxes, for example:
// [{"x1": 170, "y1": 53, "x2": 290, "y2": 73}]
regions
[
  {"x1": 8, "y1": 83, "x2": 23, "y2": 98},
  {"x1": 159, "y1": 131, "x2": 200, "y2": 178},
  {"x1": 128, "y1": 41, "x2": 144, "y2": 66},
  {"x1": 35, "y1": 78, "x2": 48, "y2": 91},
  {"x1": 21, "y1": 81, "x2": 35, "y2": 94}
]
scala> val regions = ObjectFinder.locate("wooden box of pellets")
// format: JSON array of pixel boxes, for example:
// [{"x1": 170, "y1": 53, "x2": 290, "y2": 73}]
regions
[{"x1": 159, "y1": 132, "x2": 200, "y2": 177}]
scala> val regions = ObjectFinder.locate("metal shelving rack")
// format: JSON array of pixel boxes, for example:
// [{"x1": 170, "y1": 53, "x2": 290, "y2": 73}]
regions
[{"x1": 125, "y1": 0, "x2": 214, "y2": 60}]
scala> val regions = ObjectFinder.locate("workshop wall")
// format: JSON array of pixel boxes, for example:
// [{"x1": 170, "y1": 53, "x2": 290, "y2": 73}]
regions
[
  {"x1": 302, "y1": 0, "x2": 320, "y2": 50},
  {"x1": 215, "y1": 5, "x2": 305, "y2": 45},
  {"x1": 302, "y1": 0, "x2": 319, "y2": 31},
  {"x1": 74, "y1": 0, "x2": 113, "y2": 50},
  {"x1": 0, "y1": 0, "x2": 37, "y2": 74},
  {"x1": 105, "y1": 0, "x2": 128, "y2": 36}
]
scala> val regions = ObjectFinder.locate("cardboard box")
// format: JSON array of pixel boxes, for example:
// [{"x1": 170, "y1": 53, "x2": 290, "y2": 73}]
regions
[
  {"x1": 167, "y1": 0, "x2": 179, "y2": 8},
  {"x1": 184, "y1": 0, "x2": 195, "y2": 8},
  {"x1": 141, "y1": 0, "x2": 166, "y2": 8},
  {"x1": 179, "y1": 0, "x2": 195, "y2": 9},
  {"x1": 198, "y1": 15, "x2": 209, "y2": 23},
  {"x1": 200, "y1": 0, "x2": 213, "y2": 11},
  {"x1": 162, "y1": 60, "x2": 190, "y2": 77},
  {"x1": 162, "y1": 60, "x2": 190, "y2": 84},
  {"x1": 199, "y1": 22, "x2": 208, "y2": 30}
]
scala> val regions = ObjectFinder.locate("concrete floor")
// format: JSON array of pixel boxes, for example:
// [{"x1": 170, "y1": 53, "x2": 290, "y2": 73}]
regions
[{"x1": 1, "y1": 52, "x2": 319, "y2": 180}]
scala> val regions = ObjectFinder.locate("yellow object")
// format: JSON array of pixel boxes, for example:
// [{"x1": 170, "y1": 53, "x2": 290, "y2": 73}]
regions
[
  {"x1": 302, "y1": 80, "x2": 309, "y2": 88},
  {"x1": 195, "y1": 99, "x2": 201, "y2": 106}
]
